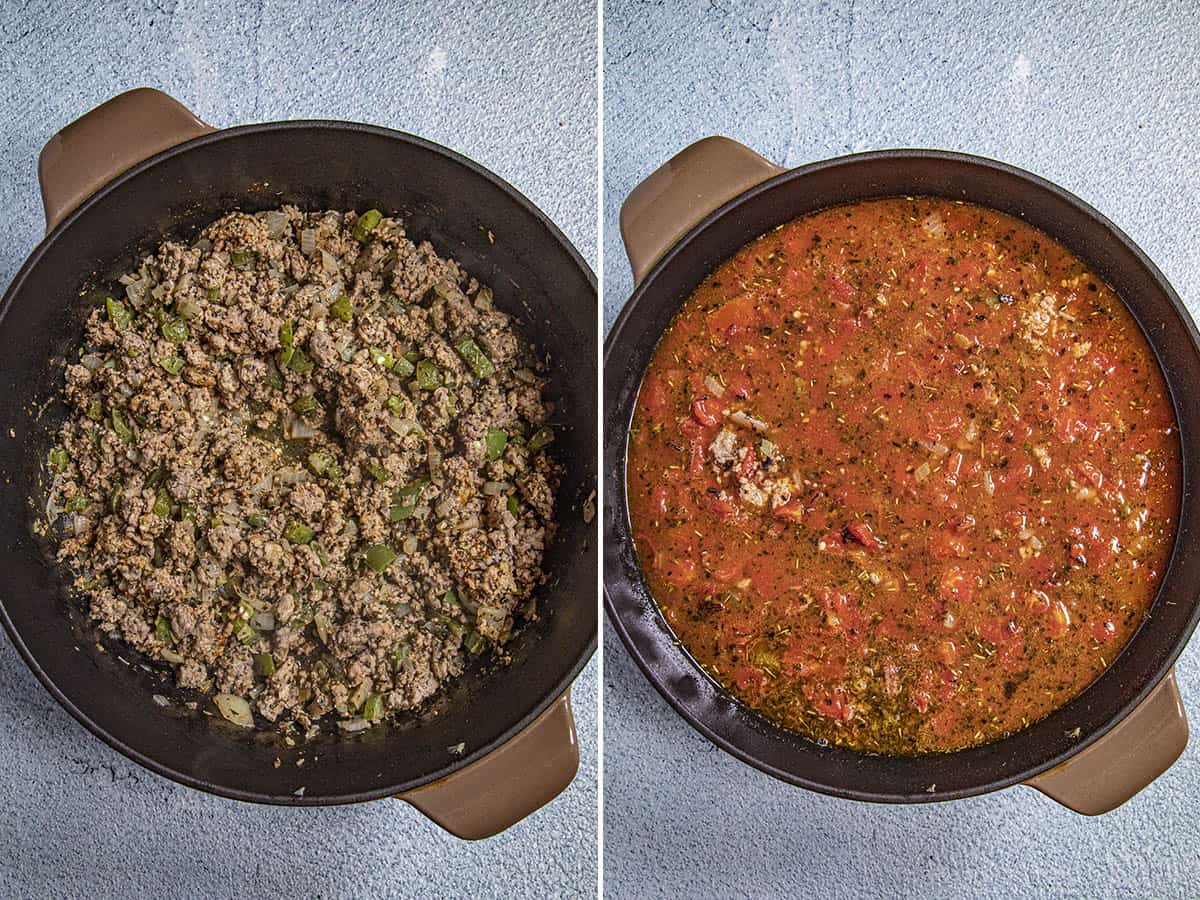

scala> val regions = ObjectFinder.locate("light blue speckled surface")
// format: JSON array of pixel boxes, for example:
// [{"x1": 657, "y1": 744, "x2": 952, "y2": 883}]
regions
[
  {"x1": 604, "y1": 1, "x2": 1200, "y2": 897},
  {"x1": 0, "y1": 2, "x2": 596, "y2": 898}
]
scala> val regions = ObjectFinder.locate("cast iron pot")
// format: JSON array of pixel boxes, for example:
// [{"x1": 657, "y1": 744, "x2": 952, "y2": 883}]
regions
[
  {"x1": 604, "y1": 137, "x2": 1200, "y2": 814},
  {"x1": 0, "y1": 89, "x2": 596, "y2": 838}
]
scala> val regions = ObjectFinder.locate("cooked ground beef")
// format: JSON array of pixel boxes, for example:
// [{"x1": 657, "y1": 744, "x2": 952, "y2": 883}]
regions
[{"x1": 43, "y1": 207, "x2": 560, "y2": 732}]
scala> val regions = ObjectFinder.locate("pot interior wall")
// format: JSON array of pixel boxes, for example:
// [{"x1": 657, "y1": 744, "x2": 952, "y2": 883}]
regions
[
  {"x1": 0, "y1": 124, "x2": 596, "y2": 803},
  {"x1": 604, "y1": 151, "x2": 1200, "y2": 801}
]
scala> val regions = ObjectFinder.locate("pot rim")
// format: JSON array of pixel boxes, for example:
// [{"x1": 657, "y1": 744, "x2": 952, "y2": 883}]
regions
[
  {"x1": 604, "y1": 147, "x2": 1200, "y2": 803},
  {"x1": 0, "y1": 118, "x2": 597, "y2": 805}
]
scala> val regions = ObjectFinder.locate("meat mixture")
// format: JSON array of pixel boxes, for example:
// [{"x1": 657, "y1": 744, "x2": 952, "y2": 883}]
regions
[
  {"x1": 627, "y1": 197, "x2": 1179, "y2": 755},
  {"x1": 44, "y1": 207, "x2": 560, "y2": 732}
]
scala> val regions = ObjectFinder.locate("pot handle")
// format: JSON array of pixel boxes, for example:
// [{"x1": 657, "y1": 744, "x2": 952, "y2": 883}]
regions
[
  {"x1": 397, "y1": 691, "x2": 579, "y2": 840},
  {"x1": 38, "y1": 87, "x2": 214, "y2": 233},
  {"x1": 1025, "y1": 668, "x2": 1188, "y2": 815},
  {"x1": 619, "y1": 136, "x2": 786, "y2": 287}
]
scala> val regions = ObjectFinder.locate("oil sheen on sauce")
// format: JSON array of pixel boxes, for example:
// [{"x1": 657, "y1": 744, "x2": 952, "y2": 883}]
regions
[{"x1": 626, "y1": 197, "x2": 1180, "y2": 755}]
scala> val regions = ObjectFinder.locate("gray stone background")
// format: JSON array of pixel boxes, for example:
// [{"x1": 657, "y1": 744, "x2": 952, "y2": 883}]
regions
[
  {"x1": 603, "y1": 0, "x2": 1200, "y2": 897},
  {"x1": 0, "y1": 2, "x2": 597, "y2": 898}
]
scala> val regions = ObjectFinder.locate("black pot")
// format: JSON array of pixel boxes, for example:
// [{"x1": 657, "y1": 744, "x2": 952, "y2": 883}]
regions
[
  {"x1": 0, "y1": 89, "x2": 596, "y2": 838},
  {"x1": 604, "y1": 137, "x2": 1198, "y2": 814}
]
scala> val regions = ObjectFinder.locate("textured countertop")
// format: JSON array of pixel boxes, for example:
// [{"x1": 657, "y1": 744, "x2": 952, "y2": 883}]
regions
[
  {"x1": 604, "y1": 1, "x2": 1200, "y2": 897},
  {"x1": 0, "y1": 2, "x2": 596, "y2": 898}
]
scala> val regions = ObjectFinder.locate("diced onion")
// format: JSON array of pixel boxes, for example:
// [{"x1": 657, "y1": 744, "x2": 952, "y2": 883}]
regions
[
  {"x1": 427, "y1": 443, "x2": 443, "y2": 484},
  {"x1": 214, "y1": 693, "x2": 254, "y2": 728},
  {"x1": 482, "y1": 480, "x2": 510, "y2": 496},
  {"x1": 704, "y1": 375, "x2": 725, "y2": 397},
  {"x1": 387, "y1": 417, "x2": 416, "y2": 438},
  {"x1": 434, "y1": 500, "x2": 452, "y2": 518},
  {"x1": 914, "y1": 462, "x2": 931, "y2": 482},
  {"x1": 176, "y1": 296, "x2": 201, "y2": 319},
  {"x1": 982, "y1": 470, "x2": 995, "y2": 496},
  {"x1": 338, "y1": 718, "x2": 371, "y2": 733},
  {"x1": 252, "y1": 611, "x2": 276, "y2": 631},
  {"x1": 320, "y1": 250, "x2": 339, "y2": 273},
  {"x1": 284, "y1": 416, "x2": 320, "y2": 440},
  {"x1": 80, "y1": 353, "x2": 104, "y2": 371},
  {"x1": 265, "y1": 210, "x2": 289, "y2": 237},
  {"x1": 919, "y1": 441, "x2": 950, "y2": 457},
  {"x1": 161, "y1": 648, "x2": 185, "y2": 664},
  {"x1": 402, "y1": 536, "x2": 418, "y2": 555},
  {"x1": 728, "y1": 410, "x2": 769, "y2": 432},
  {"x1": 300, "y1": 229, "x2": 316, "y2": 255},
  {"x1": 454, "y1": 515, "x2": 481, "y2": 531}
]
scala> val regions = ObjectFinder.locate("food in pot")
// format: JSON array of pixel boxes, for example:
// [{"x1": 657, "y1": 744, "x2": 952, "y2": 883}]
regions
[
  {"x1": 43, "y1": 207, "x2": 560, "y2": 732},
  {"x1": 626, "y1": 197, "x2": 1179, "y2": 754}
]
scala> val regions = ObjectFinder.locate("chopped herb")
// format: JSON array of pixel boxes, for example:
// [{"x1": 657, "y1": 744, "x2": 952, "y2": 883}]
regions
[
  {"x1": 389, "y1": 646, "x2": 409, "y2": 671},
  {"x1": 386, "y1": 395, "x2": 405, "y2": 416},
  {"x1": 105, "y1": 296, "x2": 132, "y2": 330},
  {"x1": 110, "y1": 409, "x2": 134, "y2": 443},
  {"x1": 265, "y1": 370, "x2": 285, "y2": 391},
  {"x1": 362, "y1": 693, "x2": 384, "y2": 721},
  {"x1": 369, "y1": 347, "x2": 394, "y2": 369},
  {"x1": 352, "y1": 208, "x2": 383, "y2": 242},
  {"x1": 158, "y1": 355, "x2": 185, "y2": 375},
  {"x1": 307, "y1": 450, "x2": 334, "y2": 476},
  {"x1": 391, "y1": 355, "x2": 415, "y2": 377},
  {"x1": 64, "y1": 496, "x2": 91, "y2": 512},
  {"x1": 155, "y1": 615, "x2": 175, "y2": 644},
  {"x1": 283, "y1": 521, "x2": 314, "y2": 544},
  {"x1": 285, "y1": 347, "x2": 313, "y2": 374},
  {"x1": 330, "y1": 294, "x2": 353, "y2": 322},
  {"x1": 205, "y1": 288, "x2": 219, "y2": 301},
  {"x1": 484, "y1": 429, "x2": 507, "y2": 461},
  {"x1": 108, "y1": 481, "x2": 123, "y2": 513},
  {"x1": 507, "y1": 494, "x2": 521, "y2": 517},
  {"x1": 389, "y1": 480, "x2": 428, "y2": 521},
  {"x1": 415, "y1": 359, "x2": 440, "y2": 390},
  {"x1": 230, "y1": 249, "x2": 254, "y2": 270},
  {"x1": 231, "y1": 618, "x2": 256, "y2": 645},
  {"x1": 254, "y1": 652, "x2": 276, "y2": 677},
  {"x1": 278, "y1": 320, "x2": 295, "y2": 365},
  {"x1": 455, "y1": 337, "x2": 495, "y2": 379},
  {"x1": 463, "y1": 630, "x2": 485, "y2": 654},
  {"x1": 313, "y1": 543, "x2": 329, "y2": 567},
  {"x1": 48, "y1": 447, "x2": 68, "y2": 473},
  {"x1": 366, "y1": 463, "x2": 391, "y2": 483},
  {"x1": 85, "y1": 399, "x2": 103, "y2": 422},
  {"x1": 246, "y1": 513, "x2": 267, "y2": 529},
  {"x1": 364, "y1": 543, "x2": 397, "y2": 572},
  {"x1": 152, "y1": 490, "x2": 171, "y2": 518},
  {"x1": 527, "y1": 427, "x2": 554, "y2": 452},
  {"x1": 292, "y1": 395, "x2": 320, "y2": 419},
  {"x1": 160, "y1": 317, "x2": 189, "y2": 343}
]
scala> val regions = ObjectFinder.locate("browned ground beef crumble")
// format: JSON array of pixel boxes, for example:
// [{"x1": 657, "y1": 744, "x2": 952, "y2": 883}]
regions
[{"x1": 45, "y1": 207, "x2": 560, "y2": 732}]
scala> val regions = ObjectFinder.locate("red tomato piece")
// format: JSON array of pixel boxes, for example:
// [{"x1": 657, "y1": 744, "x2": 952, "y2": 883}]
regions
[
  {"x1": 692, "y1": 396, "x2": 721, "y2": 427},
  {"x1": 929, "y1": 530, "x2": 971, "y2": 559},
  {"x1": 804, "y1": 682, "x2": 854, "y2": 721},
  {"x1": 737, "y1": 447, "x2": 758, "y2": 479},
  {"x1": 843, "y1": 521, "x2": 883, "y2": 550},
  {"x1": 938, "y1": 567, "x2": 975, "y2": 603},
  {"x1": 706, "y1": 293, "x2": 760, "y2": 345}
]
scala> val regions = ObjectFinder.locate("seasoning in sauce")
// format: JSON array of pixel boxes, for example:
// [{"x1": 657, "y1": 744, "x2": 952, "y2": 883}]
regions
[{"x1": 626, "y1": 197, "x2": 1180, "y2": 754}]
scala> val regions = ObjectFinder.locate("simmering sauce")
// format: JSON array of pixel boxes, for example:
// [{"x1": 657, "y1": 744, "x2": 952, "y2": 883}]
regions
[{"x1": 626, "y1": 198, "x2": 1180, "y2": 754}]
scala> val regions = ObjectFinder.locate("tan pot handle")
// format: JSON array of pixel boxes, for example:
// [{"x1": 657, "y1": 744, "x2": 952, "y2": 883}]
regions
[
  {"x1": 619, "y1": 136, "x2": 786, "y2": 287},
  {"x1": 38, "y1": 87, "x2": 214, "y2": 233},
  {"x1": 1025, "y1": 669, "x2": 1188, "y2": 814},
  {"x1": 398, "y1": 690, "x2": 579, "y2": 840}
]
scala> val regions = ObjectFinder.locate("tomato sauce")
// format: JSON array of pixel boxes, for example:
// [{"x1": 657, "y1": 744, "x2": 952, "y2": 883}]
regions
[{"x1": 626, "y1": 198, "x2": 1180, "y2": 754}]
